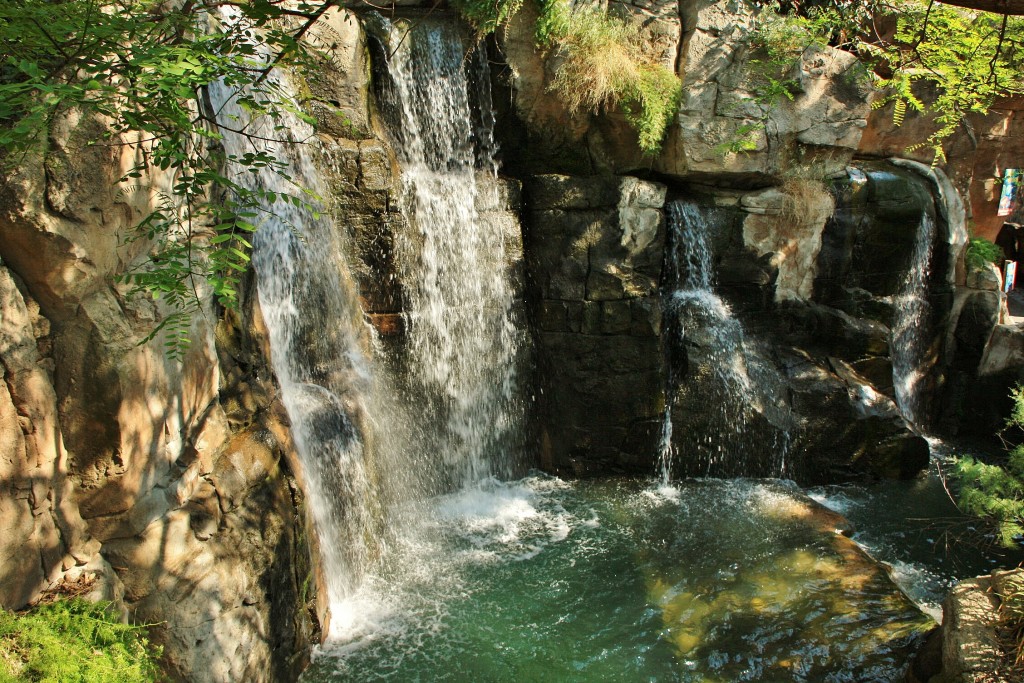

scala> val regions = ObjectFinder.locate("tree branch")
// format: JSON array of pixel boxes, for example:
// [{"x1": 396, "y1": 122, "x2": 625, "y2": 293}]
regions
[{"x1": 937, "y1": 0, "x2": 1024, "y2": 15}]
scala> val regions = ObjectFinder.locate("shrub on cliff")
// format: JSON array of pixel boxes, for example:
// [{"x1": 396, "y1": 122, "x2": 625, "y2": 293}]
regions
[
  {"x1": 0, "y1": 599, "x2": 160, "y2": 682},
  {"x1": 953, "y1": 385, "x2": 1024, "y2": 547},
  {"x1": 965, "y1": 237, "x2": 1004, "y2": 270}
]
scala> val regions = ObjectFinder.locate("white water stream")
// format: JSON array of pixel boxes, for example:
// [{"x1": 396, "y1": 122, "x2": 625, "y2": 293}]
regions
[
  {"x1": 207, "y1": 15, "x2": 377, "y2": 620},
  {"x1": 382, "y1": 21, "x2": 526, "y2": 489},
  {"x1": 891, "y1": 213, "x2": 937, "y2": 430},
  {"x1": 660, "y1": 201, "x2": 788, "y2": 480}
]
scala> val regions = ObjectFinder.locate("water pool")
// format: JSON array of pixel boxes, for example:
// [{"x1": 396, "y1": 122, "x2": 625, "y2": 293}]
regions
[{"x1": 302, "y1": 476, "x2": 932, "y2": 682}]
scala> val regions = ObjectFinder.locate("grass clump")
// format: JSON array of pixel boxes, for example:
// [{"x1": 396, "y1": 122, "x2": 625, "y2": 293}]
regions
[
  {"x1": 453, "y1": 0, "x2": 682, "y2": 155},
  {"x1": 0, "y1": 599, "x2": 160, "y2": 682},
  {"x1": 965, "y1": 237, "x2": 1004, "y2": 270},
  {"x1": 999, "y1": 572, "x2": 1024, "y2": 671},
  {"x1": 541, "y1": 0, "x2": 681, "y2": 155}
]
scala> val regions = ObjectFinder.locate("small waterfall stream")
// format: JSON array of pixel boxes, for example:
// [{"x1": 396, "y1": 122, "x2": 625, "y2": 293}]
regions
[
  {"x1": 206, "y1": 32, "x2": 378, "y2": 617},
  {"x1": 891, "y1": 213, "x2": 937, "y2": 430},
  {"x1": 660, "y1": 201, "x2": 788, "y2": 480}
]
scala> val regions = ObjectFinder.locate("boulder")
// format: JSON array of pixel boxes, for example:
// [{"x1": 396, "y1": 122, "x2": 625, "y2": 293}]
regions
[
  {"x1": 910, "y1": 569, "x2": 1024, "y2": 683},
  {"x1": 655, "y1": 1, "x2": 872, "y2": 182}
]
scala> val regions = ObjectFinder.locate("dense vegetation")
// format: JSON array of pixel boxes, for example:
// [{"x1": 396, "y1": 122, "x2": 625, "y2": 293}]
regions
[
  {"x1": 0, "y1": 599, "x2": 160, "y2": 682},
  {"x1": 953, "y1": 385, "x2": 1024, "y2": 547}
]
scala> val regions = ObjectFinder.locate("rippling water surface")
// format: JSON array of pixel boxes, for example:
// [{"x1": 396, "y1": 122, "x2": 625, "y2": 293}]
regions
[{"x1": 302, "y1": 476, "x2": 932, "y2": 682}]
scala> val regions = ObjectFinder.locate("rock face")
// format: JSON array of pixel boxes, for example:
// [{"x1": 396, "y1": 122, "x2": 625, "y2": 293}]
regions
[
  {"x1": 523, "y1": 175, "x2": 667, "y2": 476},
  {"x1": 0, "y1": 107, "x2": 316, "y2": 681},
  {"x1": 860, "y1": 93, "x2": 1024, "y2": 242},
  {"x1": 0, "y1": 262, "x2": 90, "y2": 609},
  {"x1": 657, "y1": 0, "x2": 872, "y2": 182},
  {"x1": 659, "y1": 165, "x2": 941, "y2": 482},
  {"x1": 496, "y1": 0, "x2": 872, "y2": 181},
  {"x1": 909, "y1": 569, "x2": 1024, "y2": 683}
]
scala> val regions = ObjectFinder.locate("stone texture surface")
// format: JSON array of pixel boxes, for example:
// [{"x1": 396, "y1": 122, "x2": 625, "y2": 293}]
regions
[
  {"x1": 0, "y1": 263, "x2": 89, "y2": 609},
  {"x1": 860, "y1": 93, "x2": 1024, "y2": 242},
  {"x1": 654, "y1": 0, "x2": 872, "y2": 182},
  {"x1": 0, "y1": 106, "x2": 316, "y2": 681},
  {"x1": 495, "y1": 0, "x2": 871, "y2": 181},
  {"x1": 910, "y1": 570, "x2": 1023, "y2": 683},
  {"x1": 741, "y1": 181, "x2": 835, "y2": 301},
  {"x1": 524, "y1": 175, "x2": 667, "y2": 476},
  {"x1": 304, "y1": 9, "x2": 373, "y2": 138}
]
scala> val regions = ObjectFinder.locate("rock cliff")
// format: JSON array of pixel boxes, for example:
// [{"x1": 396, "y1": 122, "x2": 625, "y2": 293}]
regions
[
  {"x1": 0, "y1": 106, "x2": 316, "y2": 682},
  {"x1": 2, "y1": 2, "x2": 1023, "y2": 680}
]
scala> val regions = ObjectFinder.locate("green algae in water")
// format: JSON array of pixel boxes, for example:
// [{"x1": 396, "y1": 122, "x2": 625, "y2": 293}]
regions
[{"x1": 302, "y1": 477, "x2": 933, "y2": 682}]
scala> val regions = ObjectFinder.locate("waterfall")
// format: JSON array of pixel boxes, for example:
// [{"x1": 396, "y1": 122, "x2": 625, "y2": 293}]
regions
[
  {"x1": 379, "y1": 20, "x2": 527, "y2": 490},
  {"x1": 891, "y1": 213, "x2": 936, "y2": 429},
  {"x1": 660, "y1": 201, "x2": 789, "y2": 480},
  {"x1": 207, "y1": 63, "x2": 378, "y2": 618}
]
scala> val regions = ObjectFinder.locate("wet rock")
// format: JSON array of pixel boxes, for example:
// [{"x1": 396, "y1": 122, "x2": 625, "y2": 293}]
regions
[{"x1": 524, "y1": 175, "x2": 667, "y2": 475}]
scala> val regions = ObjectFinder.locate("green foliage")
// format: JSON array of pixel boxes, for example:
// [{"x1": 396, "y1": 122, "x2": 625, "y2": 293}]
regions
[
  {"x1": 451, "y1": 0, "x2": 525, "y2": 38},
  {"x1": 966, "y1": 236, "x2": 1004, "y2": 270},
  {"x1": 952, "y1": 385, "x2": 1024, "y2": 547},
  {"x1": 453, "y1": 0, "x2": 682, "y2": 155},
  {"x1": 0, "y1": 0, "x2": 329, "y2": 357},
  {"x1": 0, "y1": 599, "x2": 161, "y2": 682},
  {"x1": 747, "y1": 1, "x2": 1024, "y2": 165},
  {"x1": 872, "y1": 0, "x2": 1024, "y2": 164}
]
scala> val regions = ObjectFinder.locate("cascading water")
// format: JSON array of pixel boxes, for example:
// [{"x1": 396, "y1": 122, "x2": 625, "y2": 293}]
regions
[
  {"x1": 659, "y1": 201, "x2": 789, "y2": 480},
  {"x1": 891, "y1": 213, "x2": 936, "y2": 430},
  {"x1": 378, "y1": 20, "x2": 527, "y2": 490},
  {"x1": 206, "y1": 13, "x2": 380, "y2": 619}
]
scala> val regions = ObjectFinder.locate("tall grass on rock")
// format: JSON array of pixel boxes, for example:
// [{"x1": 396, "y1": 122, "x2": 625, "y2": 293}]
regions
[{"x1": 453, "y1": 0, "x2": 682, "y2": 155}]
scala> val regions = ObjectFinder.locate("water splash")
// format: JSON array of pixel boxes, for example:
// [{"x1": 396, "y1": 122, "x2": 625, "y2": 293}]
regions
[
  {"x1": 660, "y1": 201, "x2": 790, "y2": 480},
  {"x1": 891, "y1": 213, "x2": 936, "y2": 430},
  {"x1": 207, "y1": 9, "x2": 379, "y2": 619},
  {"x1": 381, "y1": 21, "x2": 526, "y2": 489}
]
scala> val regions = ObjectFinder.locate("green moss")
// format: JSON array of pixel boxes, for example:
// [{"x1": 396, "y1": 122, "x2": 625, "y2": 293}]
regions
[{"x1": 0, "y1": 599, "x2": 161, "y2": 682}]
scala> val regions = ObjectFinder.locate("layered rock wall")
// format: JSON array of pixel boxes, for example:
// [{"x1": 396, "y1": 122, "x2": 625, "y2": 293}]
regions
[
  {"x1": 524, "y1": 175, "x2": 667, "y2": 475},
  {"x1": 0, "y1": 91, "x2": 317, "y2": 683}
]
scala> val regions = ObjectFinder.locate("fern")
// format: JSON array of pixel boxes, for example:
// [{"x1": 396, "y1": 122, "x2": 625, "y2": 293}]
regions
[
  {"x1": 893, "y1": 99, "x2": 906, "y2": 127},
  {"x1": 0, "y1": 599, "x2": 161, "y2": 682},
  {"x1": 952, "y1": 384, "x2": 1024, "y2": 547}
]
